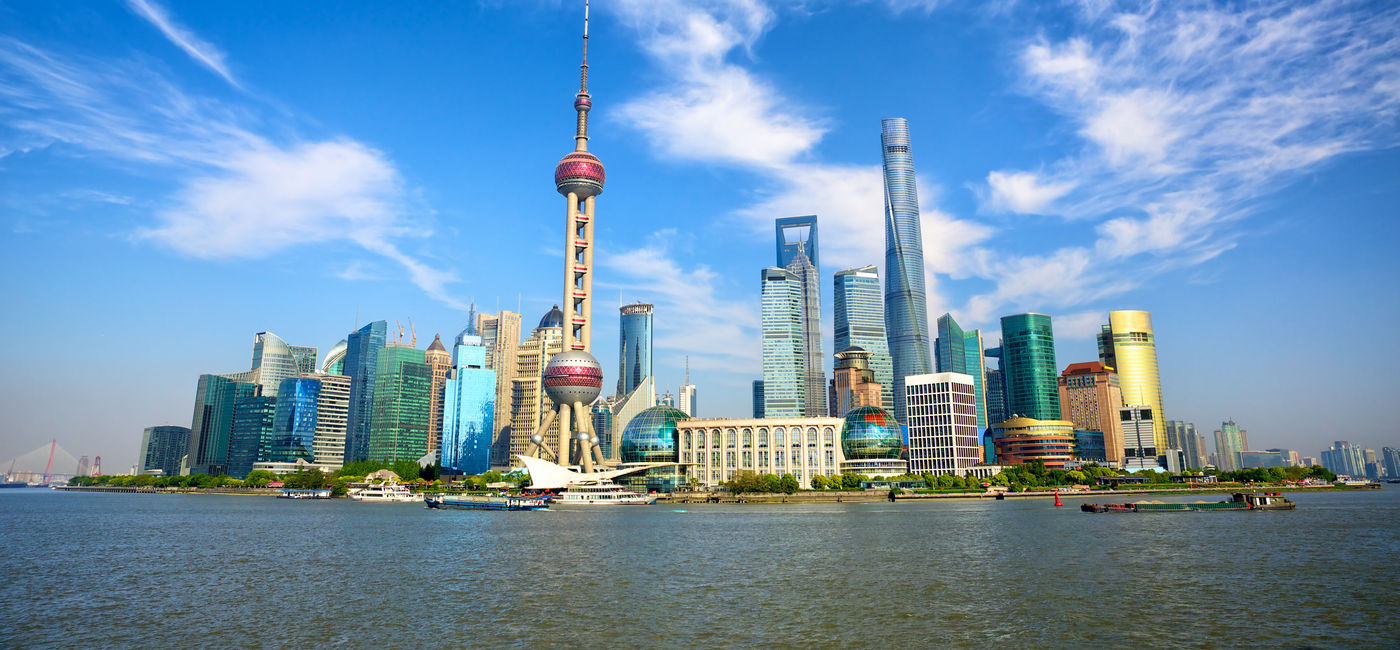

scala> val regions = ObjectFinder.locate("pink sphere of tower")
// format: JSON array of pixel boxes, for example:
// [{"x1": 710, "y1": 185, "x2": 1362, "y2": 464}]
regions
[
  {"x1": 543, "y1": 350, "x2": 603, "y2": 405},
  {"x1": 555, "y1": 151, "x2": 605, "y2": 199}
]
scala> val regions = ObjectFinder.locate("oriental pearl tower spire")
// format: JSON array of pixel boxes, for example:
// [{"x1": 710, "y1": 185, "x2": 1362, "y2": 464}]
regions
[{"x1": 527, "y1": 0, "x2": 608, "y2": 472}]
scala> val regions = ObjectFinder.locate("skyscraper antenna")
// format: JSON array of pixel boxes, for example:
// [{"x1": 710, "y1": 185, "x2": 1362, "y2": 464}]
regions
[{"x1": 685, "y1": 355, "x2": 690, "y2": 385}]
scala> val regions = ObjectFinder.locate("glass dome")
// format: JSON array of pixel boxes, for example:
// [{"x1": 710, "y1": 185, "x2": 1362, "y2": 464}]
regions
[
  {"x1": 619, "y1": 406, "x2": 690, "y2": 463},
  {"x1": 840, "y1": 406, "x2": 903, "y2": 460}
]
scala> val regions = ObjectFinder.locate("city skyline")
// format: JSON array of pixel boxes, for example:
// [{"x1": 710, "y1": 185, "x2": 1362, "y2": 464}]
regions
[{"x1": 3, "y1": 1, "x2": 1400, "y2": 471}]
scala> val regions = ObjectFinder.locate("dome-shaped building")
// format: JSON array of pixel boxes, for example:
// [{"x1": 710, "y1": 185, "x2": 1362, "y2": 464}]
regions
[
  {"x1": 839, "y1": 406, "x2": 909, "y2": 477},
  {"x1": 618, "y1": 405, "x2": 690, "y2": 492},
  {"x1": 538, "y1": 305, "x2": 565, "y2": 330}
]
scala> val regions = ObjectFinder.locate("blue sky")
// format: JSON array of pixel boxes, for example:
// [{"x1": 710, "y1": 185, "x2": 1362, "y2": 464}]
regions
[{"x1": 2, "y1": 0, "x2": 1398, "y2": 472}]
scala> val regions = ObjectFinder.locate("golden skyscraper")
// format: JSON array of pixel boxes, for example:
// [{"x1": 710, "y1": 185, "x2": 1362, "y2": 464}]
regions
[{"x1": 1098, "y1": 310, "x2": 1167, "y2": 451}]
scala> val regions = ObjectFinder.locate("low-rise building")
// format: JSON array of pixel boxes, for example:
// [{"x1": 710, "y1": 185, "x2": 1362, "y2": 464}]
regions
[
  {"x1": 677, "y1": 417, "x2": 844, "y2": 489},
  {"x1": 991, "y1": 417, "x2": 1076, "y2": 469}
]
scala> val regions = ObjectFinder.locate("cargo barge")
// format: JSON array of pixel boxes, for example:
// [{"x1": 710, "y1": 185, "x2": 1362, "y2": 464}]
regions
[{"x1": 1081, "y1": 492, "x2": 1295, "y2": 513}]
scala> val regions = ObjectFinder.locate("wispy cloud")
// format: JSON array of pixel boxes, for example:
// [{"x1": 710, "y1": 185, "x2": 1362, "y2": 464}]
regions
[
  {"x1": 125, "y1": 0, "x2": 239, "y2": 87},
  {"x1": 0, "y1": 30, "x2": 467, "y2": 310}
]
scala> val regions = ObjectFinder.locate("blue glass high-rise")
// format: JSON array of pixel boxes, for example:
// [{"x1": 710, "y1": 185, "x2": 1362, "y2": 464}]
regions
[
  {"x1": 228, "y1": 394, "x2": 276, "y2": 479},
  {"x1": 775, "y1": 216, "x2": 825, "y2": 417},
  {"x1": 617, "y1": 303, "x2": 653, "y2": 397},
  {"x1": 342, "y1": 320, "x2": 387, "y2": 463},
  {"x1": 268, "y1": 377, "x2": 320, "y2": 463},
  {"x1": 441, "y1": 329, "x2": 496, "y2": 475},
  {"x1": 999, "y1": 313, "x2": 1060, "y2": 421},
  {"x1": 835, "y1": 265, "x2": 894, "y2": 410},
  {"x1": 880, "y1": 118, "x2": 932, "y2": 425}
]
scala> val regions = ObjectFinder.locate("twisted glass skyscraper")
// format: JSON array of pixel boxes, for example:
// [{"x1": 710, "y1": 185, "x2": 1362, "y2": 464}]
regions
[{"x1": 881, "y1": 118, "x2": 932, "y2": 424}]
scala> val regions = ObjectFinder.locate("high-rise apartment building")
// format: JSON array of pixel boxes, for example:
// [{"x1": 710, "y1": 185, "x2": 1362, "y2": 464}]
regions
[
  {"x1": 510, "y1": 308, "x2": 565, "y2": 460},
  {"x1": 934, "y1": 314, "x2": 990, "y2": 429},
  {"x1": 137, "y1": 425, "x2": 190, "y2": 477},
  {"x1": 1000, "y1": 313, "x2": 1060, "y2": 421},
  {"x1": 776, "y1": 217, "x2": 826, "y2": 417},
  {"x1": 368, "y1": 344, "x2": 431, "y2": 462},
  {"x1": 310, "y1": 373, "x2": 350, "y2": 468},
  {"x1": 441, "y1": 326, "x2": 495, "y2": 475},
  {"x1": 187, "y1": 373, "x2": 259, "y2": 476},
  {"x1": 228, "y1": 394, "x2": 276, "y2": 479},
  {"x1": 1321, "y1": 441, "x2": 1367, "y2": 477},
  {"x1": 906, "y1": 373, "x2": 980, "y2": 474},
  {"x1": 678, "y1": 384, "x2": 697, "y2": 417},
  {"x1": 761, "y1": 267, "x2": 805, "y2": 417},
  {"x1": 1165, "y1": 420, "x2": 1205, "y2": 469},
  {"x1": 1120, "y1": 405, "x2": 1159, "y2": 471},
  {"x1": 1214, "y1": 419, "x2": 1245, "y2": 472},
  {"x1": 267, "y1": 377, "x2": 320, "y2": 464},
  {"x1": 424, "y1": 334, "x2": 452, "y2": 459},
  {"x1": 1056, "y1": 362, "x2": 1125, "y2": 465},
  {"x1": 342, "y1": 320, "x2": 387, "y2": 463},
  {"x1": 834, "y1": 265, "x2": 894, "y2": 411},
  {"x1": 1098, "y1": 311, "x2": 1167, "y2": 450},
  {"x1": 617, "y1": 302, "x2": 654, "y2": 396},
  {"x1": 881, "y1": 118, "x2": 933, "y2": 426},
  {"x1": 476, "y1": 309, "x2": 522, "y2": 466}
]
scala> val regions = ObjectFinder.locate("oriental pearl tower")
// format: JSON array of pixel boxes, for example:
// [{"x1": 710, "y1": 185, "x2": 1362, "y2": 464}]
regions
[{"x1": 526, "y1": 0, "x2": 608, "y2": 472}]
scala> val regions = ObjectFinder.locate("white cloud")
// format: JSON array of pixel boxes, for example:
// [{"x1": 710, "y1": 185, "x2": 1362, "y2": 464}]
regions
[
  {"x1": 125, "y1": 0, "x2": 239, "y2": 87},
  {"x1": 984, "y1": 170, "x2": 1076, "y2": 214}
]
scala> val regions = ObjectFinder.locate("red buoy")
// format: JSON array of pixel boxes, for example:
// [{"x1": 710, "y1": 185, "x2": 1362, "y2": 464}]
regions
[{"x1": 1054, "y1": 490, "x2": 1063, "y2": 507}]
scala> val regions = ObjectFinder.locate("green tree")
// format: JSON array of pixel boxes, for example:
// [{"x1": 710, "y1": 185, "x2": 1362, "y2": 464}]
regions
[
  {"x1": 778, "y1": 473, "x2": 799, "y2": 494},
  {"x1": 810, "y1": 475, "x2": 828, "y2": 489},
  {"x1": 243, "y1": 470, "x2": 276, "y2": 488}
]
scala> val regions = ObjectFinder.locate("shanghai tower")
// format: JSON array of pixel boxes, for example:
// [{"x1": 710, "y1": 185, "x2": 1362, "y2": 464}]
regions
[{"x1": 881, "y1": 118, "x2": 932, "y2": 425}]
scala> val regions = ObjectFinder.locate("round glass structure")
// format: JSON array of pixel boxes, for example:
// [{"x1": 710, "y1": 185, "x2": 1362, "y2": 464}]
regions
[
  {"x1": 840, "y1": 406, "x2": 903, "y2": 460},
  {"x1": 619, "y1": 406, "x2": 690, "y2": 463}
]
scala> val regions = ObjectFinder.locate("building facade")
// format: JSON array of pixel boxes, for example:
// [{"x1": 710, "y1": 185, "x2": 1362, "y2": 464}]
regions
[
  {"x1": 1098, "y1": 310, "x2": 1167, "y2": 450},
  {"x1": 138, "y1": 425, "x2": 190, "y2": 477},
  {"x1": 1165, "y1": 420, "x2": 1205, "y2": 469},
  {"x1": 367, "y1": 344, "x2": 431, "y2": 462},
  {"x1": 1383, "y1": 447, "x2": 1400, "y2": 479},
  {"x1": 342, "y1": 320, "x2": 387, "y2": 463},
  {"x1": 267, "y1": 377, "x2": 320, "y2": 464},
  {"x1": 228, "y1": 394, "x2": 277, "y2": 479},
  {"x1": 905, "y1": 372, "x2": 980, "y2": 474},
  {"x1": 834, "y1": 265, "x2": 894, "y2": 411},
  {"x1": 1056, "y1": 362, "x2": 1125, "y2": 465},
  {"x1": 775, "y1": 217, "x2": 826, "y2": 418},
  {"x1": 833, "y1": 347, "x2": 884, "y2": 416},
  {"x1": 617, "y1": 303, "x2": 653, "y2": 396},
  {"x1": 761, "y1": 267, "x2": 805, "y2": 417},
  {"x1": 249, "y1": 331, "x2": 317, "y2": 398},
  {"x1": 880, "y1": 118, "x2": 933, "y2": 426},
  {"x1": 678, "y1": 383, "x2": 696, "y2": 417},
  {"x1": 752, "y1": 380, "x2": 765, "y2": 419},
  {"x1": 991, "y1": 416, "x2": 1076, "y2": 468},
  {"x1": 424, "y1": 334, "x2": 453, "y2": 459},
  {"x1": 1321, "y1": 441, "x2": 1367, "y2": 477},
  {"x1": 509, "y1": 309, "x2": 565, "y2": 460},
  {"x1": 1000, "y1": 313, "x2": 1060, "y2": 421},
  {"x1": 187, "y1": 373, "x2": 259, "y2": 475},
  {"x1": 310, "y1": 373, "x2": 350, "y2": 468},
  {"x1": 441, "y1": 329, "x2": 496, "y2": 475},
  {"x1": 1120, "y1": 405, "x2": 1159, "y2": 471},
  {"x1": 678, "y1": 417, "x2": 846, "y2": 489},
  {"x1": 934, "y1": 313, "x2": 989, "y2": 429},
  {"x1": 476, "y1": 309, "x2": 522, "y2": 466},
  {"x1": 1214, "y1": 419, "x2": 1245, "y2": 472}
]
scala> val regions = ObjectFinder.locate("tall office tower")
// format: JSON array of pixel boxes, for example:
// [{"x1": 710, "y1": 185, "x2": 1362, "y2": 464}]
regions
[
  {"x1": 984, "y1": 367, "x2": 1007, "y2": 425},
  {"x1": 834, "y1": 266, "x2": 894, "y2": 410},
  {"x1": 368, "y1": 344, "x2": 431, "y2": 462},
  {"x1": 906, "y1": 372, "x2": 980, "y2": 474},
  {"x1": 441, "y1": 324, "x2": 496, "y2": 475},
  {"x1": 761, "y1": 267, "x2": 805, "y2": 417},
  {"x1": 1119, "y1": 405, "x2": 1159, "y2": 470},
  {"x1": 1214, "y1": 419, "x2": 1245, "y2": 471},
  {"x1": 833, "y1": 347, "x2": 884, "y2": 416},
  {"x1": 678, "y1": 358, "x2": 696, "y2": 417},
  {"x1": 424, "y1": 334, "x2": 452, "y2": 459},
  {"x1": 751, "y1": 380, "x2": 765, "y2": 419},
  {"x1": 476, "y1": 309, "x2": 522, "y2": 466},
  {"x1": 881, "y1": 118, "x2": 933, "y2": 425},
  {"x1": 776, "y1": 217, "x2": 826, "y2": 417},
  {"x1": 137, "y1": 425, "x2": 190, "y2": 477},
  {"x1": 249, "y1": 332, "x2": 317, "y2": 398},
  {"x1": 342, "y1": 320, "x2": 387, "y2": 463},
  {"x1": 522, "y1": 4, "x2": 608, "y2": 472},
  {"x1": 618, "y1": 303, "x2": 654, "y2": 395},
  {"x1": 310, "y1": 373, "x2": 350, "y2": 468},
  {"x1": 1383, "y1": 447, "x2": 1400, "y2": 479},
  {"x1": 187, "y1": 373, "x2": 259, "y2": 475},
  {"x1": 322, "y1": 339, "x2": 347, "y2": 375},
  {"x1": 1056, "y1": 362, "x2": 1126, "y2": 465},
  {"x1": 591, "y1": 402, "x2": 614, "y2": 459},
  {"x1": 1000, "y1": 313, "x2": 1060, "y2": 421},
  {"x1": 1321, "y1": 441, "x2": 1367, "y2": 477},
  {"x1": 606, "y1": 375, "x2": 655, "y2": 460},
  {"x1": 1098, "y1": 310, "x2": 1167, "y2": 450},
  {"x1": 228, "y1": 394, "x2": 276, "y2": 479},
  {"x1": 934, "y1": 314, "x2": 989, "y2": 429},
  {"x1": 1191, "y1": 430, "x2": 1208, "y2": 470},
  {"x1": 1165, "y1": 420, "x2": 1204, "y2": 469},
  {"x1": 267, "y1": 377, "x2": 320, "y2": 464},
  {"x1": 511, "y1": 308, "x2": 565, "y2": 460}
]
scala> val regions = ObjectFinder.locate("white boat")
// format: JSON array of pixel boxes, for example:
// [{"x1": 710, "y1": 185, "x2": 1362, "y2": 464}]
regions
[
  {"x1": 553, "y1": 479, "x2": 656, "y2": 506},
  {"x1": 348, "y1": 481, "x2": 420, "y2": 503}
]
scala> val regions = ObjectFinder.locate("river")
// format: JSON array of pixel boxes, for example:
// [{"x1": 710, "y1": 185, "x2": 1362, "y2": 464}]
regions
[{"x1": 2, "y1": 488, "x2": 1397, "y2": 647}]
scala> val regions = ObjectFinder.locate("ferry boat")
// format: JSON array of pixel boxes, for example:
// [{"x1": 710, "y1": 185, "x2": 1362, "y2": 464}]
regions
[
  {"x1": 347, "y1": 481, "x2": 420, "y2": 503},
  {"x1": 552, "y1": 480, "x2": 656, "y2": 506},
  {"x1": 1081, "y1": 492, "x2": 1295, "y2": 513},
  {"x1": 424, "y1": 493, "x2": 549, "y2": 511},
  {"x1": 278, "y1": 488, "x2": 332, "y2": 499}
]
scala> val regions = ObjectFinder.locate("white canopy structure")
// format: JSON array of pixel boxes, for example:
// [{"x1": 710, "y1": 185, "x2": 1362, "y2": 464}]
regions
[{"x1": 515, "y1": 454, "x2": 675, "y2": 490}]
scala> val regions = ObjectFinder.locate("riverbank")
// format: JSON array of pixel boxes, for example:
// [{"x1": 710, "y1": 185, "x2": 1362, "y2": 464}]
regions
[
  {"x1": 52, "y1": 485, "x2": 283, "y2": 496},
  {"x1": 658, "y1": 483, "x2": 1373, "y2": 504}
]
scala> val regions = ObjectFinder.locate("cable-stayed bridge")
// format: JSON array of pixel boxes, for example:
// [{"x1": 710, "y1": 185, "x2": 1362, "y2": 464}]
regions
[{"x1": 3, "y1": 440, "x2": 84, "y2": 486}]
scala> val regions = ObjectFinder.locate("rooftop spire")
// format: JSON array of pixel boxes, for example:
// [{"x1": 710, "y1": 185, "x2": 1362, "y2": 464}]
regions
[{"x1": 573, "y1": 0, "x2": 592, "y2": 151}]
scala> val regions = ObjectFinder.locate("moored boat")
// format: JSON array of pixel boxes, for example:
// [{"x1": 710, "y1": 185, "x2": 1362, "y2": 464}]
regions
[
  {"x1": 1080, "y1": 492, "x2": 1295, "y2": 513},
  {"x1": 348, "y1": 481, "x2": 420, "y2": 503},
  {"x1": 425, "y1": 493, "x2": 549, "y2": 511},
  {"x1": 552, "y1": 479, "x2": 656, "y2": 505},
  {"x1": 278, "y1": 488, "x2": 332, "y2": 499}
]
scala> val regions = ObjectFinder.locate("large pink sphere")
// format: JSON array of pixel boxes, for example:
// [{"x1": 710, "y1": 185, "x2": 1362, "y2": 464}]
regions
[
  {"x1": 555, "y1": 151, "x2": 605, "y2": 199},
  {"x1": 544, "y1": 350, "x2": 603, "y2": 405}
]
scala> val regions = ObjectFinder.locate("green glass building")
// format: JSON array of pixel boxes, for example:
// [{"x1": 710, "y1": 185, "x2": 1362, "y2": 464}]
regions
[
  {"x1": 188, "y1": 373, "x2": 259, "y2": 476},
  {"x1": 368, "y1": 345, "x2": 432, "y2": 462},
  {"x1": 934, "y1": 313, "x2": 989, "y2": 429},
  {"x1": 999, "y1": 313, "x2": 1060, "y2": 422},
  {"x1": 228, "y1": 395, "x2": 277, "y2": 479}
]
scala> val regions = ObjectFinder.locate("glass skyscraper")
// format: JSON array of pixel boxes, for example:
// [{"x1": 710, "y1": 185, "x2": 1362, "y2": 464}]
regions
[
  {"x1": 369, "y1": 344, "x2": 432, "y2": 463},
  {"x1": 342, "y1": 320, "x2": 387, "y2": 463},
  {"x1": 751, "y1": 380, "x2": 765, "y2": 419},
  {"x1": 1098, "y1": 310, "x2": 1167, "y2": 450},
  {"x1": 137, "y1": 425, "x2": 190, "y2": 477},
  {"x1": 268, "y1": 377, "x2": 321, "y2": 463},
  {"x1": 934, "y1": 313, "x2": 989, "y2": 429},
  {"x1": 228, "y1": 394, "x2": 276, "y2": 479},
  {"x1": 880, "y1": 118, "x2": 932, "y2": 425},
  {"x1": 776, "y1": 216, "x2": 825, "y2": 417},
  {"x1": 441, "y1": 330, "x2": 496, "y2": 475},
  {"x1": 249, "y1": 332, "x2": 316, "y2": 398},
  {"x1": 834, "y1": 265, "x2": 893, "y2": 411},
  {"x1": 187, "y1": 373, "x2": 259, "y2": 476},
  {"x1": 999, "y1": 313, "x2": 1060, "y2": 421},
  {"x1": 760, "y1": 268, "x2": 804, "y2": 417},
  {"x1": 617, "y1": 302, "x2": 653, "y2": 396}
]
